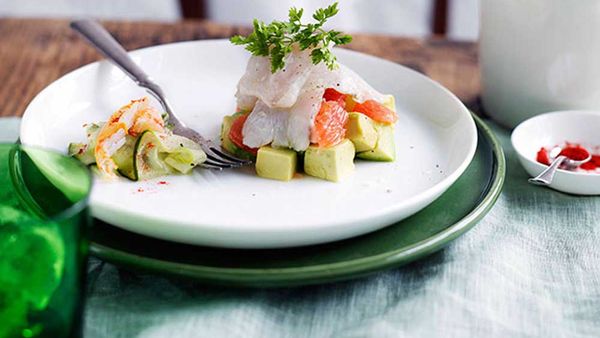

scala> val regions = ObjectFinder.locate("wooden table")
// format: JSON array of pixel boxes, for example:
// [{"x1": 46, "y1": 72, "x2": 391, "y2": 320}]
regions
[{"x1": 0, "y1": 18, "x2": 479, "y2": 118}]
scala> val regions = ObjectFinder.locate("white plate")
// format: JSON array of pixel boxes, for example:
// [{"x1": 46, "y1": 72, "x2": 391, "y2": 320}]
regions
[
  {"x1": 20, "y1": 40, "x2": 476, "y2": 248},
  {"x1": 512, "y1": 110, "x2": 600, "y2": 195}
]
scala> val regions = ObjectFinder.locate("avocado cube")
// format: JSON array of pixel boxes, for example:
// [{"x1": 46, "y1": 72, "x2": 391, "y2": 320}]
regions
[
  {"x1": 346, "y1": 112, "x2": 378, "y2": 152},
  {"x1": 220, "y1": 115, "x2": 238, "y2": 154},
  {"x1": 256, "y1": 146, "x2": 297, "y2": 181},
  {"x1": 304, "y1": 139, "x2": 355, "y2": 182},
  {"x1": 357, "y1": 124, "x2": 396, "y2": 162},
  {"x1": 382, "y1": 95, "x2": 396, "y2": 112}
]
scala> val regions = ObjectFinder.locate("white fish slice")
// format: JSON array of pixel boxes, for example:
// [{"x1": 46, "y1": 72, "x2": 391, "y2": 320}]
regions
[{"x1": 237, "y1": 49, "x2": 386, "y2": 151}]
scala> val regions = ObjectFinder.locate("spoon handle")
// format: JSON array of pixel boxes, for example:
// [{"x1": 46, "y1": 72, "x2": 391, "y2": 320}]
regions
[{"x1": 528, "y1": 155, "x2": 566, "y2": 186}]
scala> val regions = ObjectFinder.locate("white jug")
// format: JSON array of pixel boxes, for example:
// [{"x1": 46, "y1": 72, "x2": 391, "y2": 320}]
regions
[{"x1": 480, "y1": 0, "x2": 600, "y2": 128}]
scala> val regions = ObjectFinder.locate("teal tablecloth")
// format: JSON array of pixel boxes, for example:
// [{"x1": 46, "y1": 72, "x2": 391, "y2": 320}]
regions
[{"x1": 3, "y1": 117, "x2": 600, "y2": 337}]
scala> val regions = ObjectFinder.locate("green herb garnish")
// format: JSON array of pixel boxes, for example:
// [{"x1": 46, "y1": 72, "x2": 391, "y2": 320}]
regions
[{"x1": 230, "y1": 2, "x2": 352, "y2": 73}]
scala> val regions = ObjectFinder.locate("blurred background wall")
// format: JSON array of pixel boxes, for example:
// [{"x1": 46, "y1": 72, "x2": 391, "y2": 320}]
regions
[{"x1": 0, "y1": 0, "x2": 479, "y2": 41}]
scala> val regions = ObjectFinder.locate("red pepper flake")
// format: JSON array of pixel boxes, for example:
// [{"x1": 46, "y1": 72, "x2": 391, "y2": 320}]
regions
[
  {"x1": 158, "y1": 181, "x2": 168, "y2": 185},
  {"x1": 77, "y1": 145, "x2": 87, "y2": 155}
]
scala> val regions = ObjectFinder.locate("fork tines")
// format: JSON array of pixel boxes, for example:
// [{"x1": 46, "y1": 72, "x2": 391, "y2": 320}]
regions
[{"x1": 202, "y1": 146, "x2": 252, "y2": 169}]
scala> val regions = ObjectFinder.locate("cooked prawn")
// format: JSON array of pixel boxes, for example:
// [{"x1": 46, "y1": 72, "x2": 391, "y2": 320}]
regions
[{"x1": 94, "y1": 97, "x2": 165, "y2": 177}]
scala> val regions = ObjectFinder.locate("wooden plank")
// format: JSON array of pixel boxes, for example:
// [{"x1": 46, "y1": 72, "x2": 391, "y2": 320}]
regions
[{"x1": 0, "y1": 19, "x2": 479, "y2": 118}]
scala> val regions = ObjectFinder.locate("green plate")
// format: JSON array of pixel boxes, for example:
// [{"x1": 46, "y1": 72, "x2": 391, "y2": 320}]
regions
[{"x1": 89, "y1": 114, "x2": 505, "y2": 287}]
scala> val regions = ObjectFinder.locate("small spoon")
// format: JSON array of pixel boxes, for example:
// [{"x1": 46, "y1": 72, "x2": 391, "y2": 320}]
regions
[{"x1": 528, "y1": 147, "x2": 591, "y2": 186}]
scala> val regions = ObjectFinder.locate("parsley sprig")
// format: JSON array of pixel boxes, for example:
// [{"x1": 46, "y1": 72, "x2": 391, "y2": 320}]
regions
[{"x1": 230, "y1": 2, "x2": 352, "y2": 73}]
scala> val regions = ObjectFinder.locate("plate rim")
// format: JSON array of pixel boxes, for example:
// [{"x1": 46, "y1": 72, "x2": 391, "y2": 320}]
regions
[
  {"x1": 89, "y1": 113, "x2": 505, "y2": 287},
  {"x1": 20, "y1": 39, "x2": 478, "y2": 248}
]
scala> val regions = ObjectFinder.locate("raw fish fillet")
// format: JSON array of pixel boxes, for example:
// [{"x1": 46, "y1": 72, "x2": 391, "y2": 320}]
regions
[{"x1": 236, "y1": 49, "x2": 385, "y2": 151}]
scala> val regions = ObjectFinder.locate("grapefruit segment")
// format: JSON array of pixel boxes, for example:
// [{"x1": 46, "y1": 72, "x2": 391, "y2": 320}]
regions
[
  {"x1": 353, "y1": 99, "x2": 398, "y2": 124},
  {"x1": 311, "y1": 100, "x2": 349, "y2": 148},
  {"x1": 228, "y1": 114, "x2": 259, "y2": 155}
]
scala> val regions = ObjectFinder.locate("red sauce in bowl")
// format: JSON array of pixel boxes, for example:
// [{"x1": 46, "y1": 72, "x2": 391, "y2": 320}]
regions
[
  {"x1": 558, "y1": 145, "x2": 589, "y2": 161},
  {"x1": 536, "y1": 143, "x2": 598, "y2": 171}
]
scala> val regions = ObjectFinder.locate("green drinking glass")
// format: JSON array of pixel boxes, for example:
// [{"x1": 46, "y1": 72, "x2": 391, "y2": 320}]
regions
[{"x1": 0, "y1": 143, "x2": 92, "y2": 338}]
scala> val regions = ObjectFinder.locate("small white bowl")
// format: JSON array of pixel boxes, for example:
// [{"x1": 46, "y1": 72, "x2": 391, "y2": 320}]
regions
[{"x1": 511, "y1": 110, "x2": 600, "y2": 195}]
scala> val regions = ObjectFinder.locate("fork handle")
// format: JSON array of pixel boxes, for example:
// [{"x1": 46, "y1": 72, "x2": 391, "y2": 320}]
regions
[
  {"x1": 71, "y1": 19, "x2": 182, "y2": 130},
  {"x1": 70, "y1": 20, "x2": 162, "y2": 94}
]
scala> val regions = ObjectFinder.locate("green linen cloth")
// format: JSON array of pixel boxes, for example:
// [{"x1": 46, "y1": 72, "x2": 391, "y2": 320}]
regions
[{"x1": 2, "y1": 117, "x2": 599, "y2": 337}]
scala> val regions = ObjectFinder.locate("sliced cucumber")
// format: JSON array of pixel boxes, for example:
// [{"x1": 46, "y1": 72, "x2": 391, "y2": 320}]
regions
[
  {"x1": 68, "y1": 142, "x2": 86, "y2": 156},
  {"x1": 160, "y1": 133, "x2": 207, "y2": 174},
  {"x1": 160, "y1": 133, "x2": 202, "y2": 152},
  {"x1": 164, "y1": 148, "x2": 205, "y2": 174},
  {"x1": 134, "y1": 131, "x2": 171, "y2": 180},
  {"x1": 72, "y1": 119, "x2": 206, "y2": 180},
  {"x1": 68, "y1": 122, "x2": 105, "y2": 166},
  {"x1": 68, "y1": 143, "x2": 95, "y2": 165},
  {"x1": 133, "y1": 131, "x2": 206, "y2": 180},
  {"x1": 85, "y1": 122, "x2": 103, "y2": 136},
  {"x1": 113, "y1": 135, "x2": 137, "y2": 181}
]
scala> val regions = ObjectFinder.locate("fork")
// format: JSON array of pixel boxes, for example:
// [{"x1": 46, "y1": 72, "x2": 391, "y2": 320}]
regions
[{"x1": 70, "y1": 20, "x2": 251, "y2": 169}]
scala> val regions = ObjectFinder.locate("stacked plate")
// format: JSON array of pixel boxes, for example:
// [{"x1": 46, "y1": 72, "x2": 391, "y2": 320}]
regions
[{"x1": 20, "y1": 40, "x2": 504, "y2": 287}]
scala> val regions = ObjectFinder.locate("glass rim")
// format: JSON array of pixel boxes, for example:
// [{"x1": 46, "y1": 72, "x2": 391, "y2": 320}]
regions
[{"x1": 1, "y1": 142, "x2": 93, "y2": 224}]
